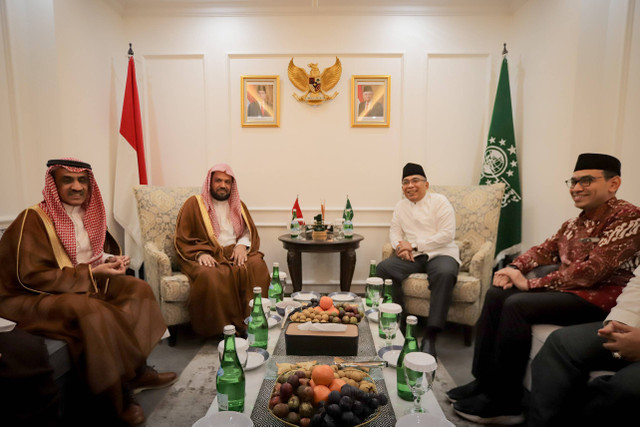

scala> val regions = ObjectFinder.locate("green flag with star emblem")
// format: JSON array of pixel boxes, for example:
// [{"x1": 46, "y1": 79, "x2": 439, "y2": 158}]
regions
[{"x1": 479, "y1": 52, "x2": 522, "y2": 265}]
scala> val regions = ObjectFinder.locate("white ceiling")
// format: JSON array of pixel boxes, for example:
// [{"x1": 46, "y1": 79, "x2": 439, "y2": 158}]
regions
[{"x1": 107, "y1": 0, "x2": 529, "y2": 17}]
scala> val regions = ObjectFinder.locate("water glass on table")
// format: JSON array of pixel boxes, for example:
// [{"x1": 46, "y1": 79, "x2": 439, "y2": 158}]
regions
[
  {"x1": 403, "y1": 352, "x2": 437, "y2": 414},
  {"x1": 378, "y1": 302, "x2": 402, "y2": 347},
  {"x1": 365, "y1": 277, "x2": 383, "y2": 309}
]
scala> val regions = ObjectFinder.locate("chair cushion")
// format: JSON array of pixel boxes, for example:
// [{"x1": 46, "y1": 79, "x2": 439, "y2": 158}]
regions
[
  {"x1": 160, "y1": 273, "x2": 191, "y2": 302},
  {"x1": 402, "y1": 272, "x2": 480, "y2": 303}
]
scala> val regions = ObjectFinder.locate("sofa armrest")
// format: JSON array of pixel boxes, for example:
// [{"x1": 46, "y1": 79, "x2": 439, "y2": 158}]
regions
[
  {"x1": 469, "y1": 240, "x2": 493, "y2": 291},
  {"x1": 142, "y1": 241, "x2": 172, "y2": 302},
  {"x1": 382, "y1": 242, "x2": 394, "y2": 260}
]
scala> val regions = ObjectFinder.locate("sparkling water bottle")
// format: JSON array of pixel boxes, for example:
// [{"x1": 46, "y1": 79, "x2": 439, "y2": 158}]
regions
[
  {"x1": 397, "y1": 315, "x2": 419, "y2": 400},
  {"x1": 268, "y1": 262, "x2": 283, "y2": 309},
  {"x1": 216, "y1": 325, "x2": 245, "y2": 412},
  {"x1": 379, "y1": 279, "x2": 394, "y2": 338},
  {"x1": 290, "y1": 211, "x2": 300, "y2": 238},
  {"x1": 365, "y1": 260, "x2": 377, "y2": 306},
  {"x1": 343, "y1": 218, "x2": 353, "y2": 239},
  {"x1": 247, "y1": 287, "x2": 268, "y2": 349}
]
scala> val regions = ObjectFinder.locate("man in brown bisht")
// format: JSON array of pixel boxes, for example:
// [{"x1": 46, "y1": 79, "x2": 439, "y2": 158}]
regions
[
  {"x1": 0, "y1": 158, "x2": 177, "y2": 426},
  {"x1": 175, "y1": 163, "x2": 270, "y2": 337}
]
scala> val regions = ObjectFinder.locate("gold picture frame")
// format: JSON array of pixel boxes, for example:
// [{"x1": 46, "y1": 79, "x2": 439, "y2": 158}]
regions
[
  {"x1": 241, "y1": 76, "x2": 280, "y2": 127},
  {"x1": 351, "y1": 75, "x2": 390, "y2": 127}
]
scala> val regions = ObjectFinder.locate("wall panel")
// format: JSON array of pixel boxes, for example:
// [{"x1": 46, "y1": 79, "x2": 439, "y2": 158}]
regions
[{"x1": 143, "y1": 54, "x2": 208, "y2": 186}]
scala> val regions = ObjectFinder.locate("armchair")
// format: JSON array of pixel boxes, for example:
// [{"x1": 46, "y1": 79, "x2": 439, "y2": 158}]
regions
[
  {"x1": 381, "y1": 184, "x2": 504, "y2": 345},
  {"x1": 134, "y1": 185, "x2": 200, "y2": 344}
]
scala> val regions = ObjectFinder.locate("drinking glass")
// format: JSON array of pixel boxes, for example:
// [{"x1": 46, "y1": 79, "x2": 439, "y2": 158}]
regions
[
  {"x1": 403, "y1": 352, "x2": 437, "y2": 414},
  {"x1": 378, "y1": 302, "x2": 402, "y2": 347},
  {"x1": 365, "y1": 277, "x2": 383, "y2": 309},
  {"x1": 333, "y1": 218, "x2": 343, "y2": 240}
]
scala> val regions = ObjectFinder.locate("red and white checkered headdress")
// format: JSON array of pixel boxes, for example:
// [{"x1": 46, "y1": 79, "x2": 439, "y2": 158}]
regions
[
  {"x1": 200, "y1": 163, "x2": 245, "y2": 239},
  {"x1": 39, "y1": 158, "x2": 107, "y2": 266}
]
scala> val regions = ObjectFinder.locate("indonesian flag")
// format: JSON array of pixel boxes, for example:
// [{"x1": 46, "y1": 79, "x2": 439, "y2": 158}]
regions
[{"x1": 114, "y1": 55, "x2": 147, "y2": 270}]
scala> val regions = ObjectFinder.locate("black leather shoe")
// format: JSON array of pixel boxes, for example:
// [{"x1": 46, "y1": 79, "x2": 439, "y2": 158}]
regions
[
  {"x1": 447, "y1": 379, "x2": 481, "y2": 403},
  {"x1": 420, "y1": 336, "x2": 437, "y2": 359}
]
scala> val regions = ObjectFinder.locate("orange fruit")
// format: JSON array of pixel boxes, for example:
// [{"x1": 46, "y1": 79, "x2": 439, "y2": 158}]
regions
[
  {"x1": 309, "y1": 379, "x2": 316, "y2": 388},
  {"x1": 328, "y1": 378, "x2": 346, "y2": 392},
  {"x1": 313, "y1": 384, "x2": 331, "y2": 405},
  {"x1": 319, "y1": 296, "x2": 333, "y2": 311},
  {"x1": 311, "y1": 364, "x2": 335, "y2": 386}
]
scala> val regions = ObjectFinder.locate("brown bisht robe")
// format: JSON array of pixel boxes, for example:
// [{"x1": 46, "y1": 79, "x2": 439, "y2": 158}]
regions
[
  {"x1": 174, "y1": 195, "x2": 270, "y2": 336},
  {"x1": 0, "y1": 207, "x2": 167, "y2": 415}
]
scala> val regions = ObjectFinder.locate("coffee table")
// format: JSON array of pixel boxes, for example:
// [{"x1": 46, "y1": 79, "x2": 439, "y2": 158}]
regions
[
  {"x1": 278, "y1": 233, "x2": 364, "y2": 292},
  {"x1": 205, "y1": 299, "x2": 446, "y2": 424}
]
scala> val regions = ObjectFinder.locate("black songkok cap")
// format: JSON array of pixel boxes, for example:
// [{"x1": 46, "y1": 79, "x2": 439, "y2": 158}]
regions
[
  {"x1": 47, "y1": 159, "x2": 92, "y2": 170},
  {"x1": 574, "y1": 153, "x2": 621, "y2": 176},
  {"x1": 402, "y1": 162, "x2": 426, "y2": 180},
  {"x1": 363, "y1": 86, "x2": 373, "y2": 93}
]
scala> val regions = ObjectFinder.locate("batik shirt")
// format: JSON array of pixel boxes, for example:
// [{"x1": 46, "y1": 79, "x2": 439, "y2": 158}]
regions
[{"x1": 511, "y1": 198, "x2": 640, "y2": 311}]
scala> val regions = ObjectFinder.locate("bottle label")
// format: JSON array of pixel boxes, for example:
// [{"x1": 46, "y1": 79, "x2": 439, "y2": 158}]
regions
[
  {"x1": 247, "y1": 333, "x2": 255, "y2": 345},
  {"x1": 218, "y1": 393, "x2": 229, "y2": 411}
]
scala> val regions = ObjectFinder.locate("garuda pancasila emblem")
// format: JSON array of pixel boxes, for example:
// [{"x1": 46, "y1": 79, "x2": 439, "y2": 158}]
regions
[{"x1": 288, "y1": 57, "x2": 342, "y2": 105}]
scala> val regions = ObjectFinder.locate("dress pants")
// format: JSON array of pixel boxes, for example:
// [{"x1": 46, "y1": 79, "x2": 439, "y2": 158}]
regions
[
  {"x1": 528, "y1": 322, "x2": 640, "y2": 426},
  {"x1": 471, "y1": 286, "x2": 606, "y2": 402},
  {"x1": 376, "y1": 254, "x2": 459, "y2": 330}
]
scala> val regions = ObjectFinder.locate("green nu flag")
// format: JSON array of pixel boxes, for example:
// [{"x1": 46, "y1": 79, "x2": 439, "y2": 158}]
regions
[
  {"x1": 479, "y1": 55, "x2": 522, "y2": 264},
  {"x1": 342, "y1": 197, "x2": 353, "y2": 221}
]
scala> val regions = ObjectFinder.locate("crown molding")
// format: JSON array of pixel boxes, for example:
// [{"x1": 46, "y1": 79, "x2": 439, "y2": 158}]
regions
[{"x1": 114, "y1": 0, "x2": 528, "y2": 18}]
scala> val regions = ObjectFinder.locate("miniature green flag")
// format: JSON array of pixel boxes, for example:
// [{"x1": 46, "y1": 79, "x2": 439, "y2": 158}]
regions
[
  {"x1": 479, "y1": 51, "x2": 522, "y2": 265},
  {"x1": 342, "y1": 197, "x2": 353, "y2": 221}
]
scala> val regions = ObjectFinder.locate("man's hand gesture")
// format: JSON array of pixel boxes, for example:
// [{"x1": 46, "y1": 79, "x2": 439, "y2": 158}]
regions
[
  {"x1": 493, "y1": 267, "x2": 530, "y2": 291},
  {"x1": 198, "y1": 253, "x2": 218, "y2": 268},
  {"x1": 231, "y1": 245, "x2": 248, "y2": 267},
  {"x1": 396, "y1": 241, "x2": 415, "y2": 262}
]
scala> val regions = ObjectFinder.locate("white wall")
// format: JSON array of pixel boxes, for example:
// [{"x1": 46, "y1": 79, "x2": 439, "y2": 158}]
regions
[{"x1": 1, "y1": 0, "x2": 638, "y2": 291}]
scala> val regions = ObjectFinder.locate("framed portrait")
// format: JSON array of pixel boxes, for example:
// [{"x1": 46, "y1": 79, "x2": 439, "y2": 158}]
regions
[
  {"x1": 241, "y1": 76, "x2": 280, "y2": 127},
  {"x1": 351, "y1": 75, "x2": 390, "y2": 127}
]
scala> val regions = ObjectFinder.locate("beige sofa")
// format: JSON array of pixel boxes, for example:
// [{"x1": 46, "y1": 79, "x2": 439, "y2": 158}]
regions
[
  {"x1": 134, "y1": 185, "x2": 200, "y2": 343},
  {"x1": 382, "y1": 183, "x2": 505, "y2": 345}
]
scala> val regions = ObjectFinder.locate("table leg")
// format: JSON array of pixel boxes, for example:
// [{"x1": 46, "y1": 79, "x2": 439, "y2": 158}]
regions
[
  {"x1": 339, "y1": 248, "x2": 357, "y2": 292},
  {"x1": 287, "y1": 249, "x2": 303, "y2": 292}
]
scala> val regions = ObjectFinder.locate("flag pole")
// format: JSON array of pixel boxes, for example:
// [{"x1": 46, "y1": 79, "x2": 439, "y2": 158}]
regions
[{"x1": 128, "y1": 43, "x2": 134, "y2": 57}]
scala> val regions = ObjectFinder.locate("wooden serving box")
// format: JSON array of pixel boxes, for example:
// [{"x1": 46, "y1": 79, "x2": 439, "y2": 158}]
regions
[{"x1": 284, "y1": 323, "x2": 359, "y2": 356}]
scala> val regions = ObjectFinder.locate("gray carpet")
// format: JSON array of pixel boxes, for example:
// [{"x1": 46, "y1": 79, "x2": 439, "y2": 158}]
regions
[{"x1": 146, "y1": 343, "x2": 475, "y2": 426}]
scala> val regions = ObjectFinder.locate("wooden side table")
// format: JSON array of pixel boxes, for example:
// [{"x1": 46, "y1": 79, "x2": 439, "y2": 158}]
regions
[{"x1": 277, "y1": 234, "x2": 364, "y2": 292}]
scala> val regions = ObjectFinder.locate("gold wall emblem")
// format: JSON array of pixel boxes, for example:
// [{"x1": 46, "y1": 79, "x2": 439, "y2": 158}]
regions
[{"x1": 288, "y1": 57, "x2": 342, "y2": 105}]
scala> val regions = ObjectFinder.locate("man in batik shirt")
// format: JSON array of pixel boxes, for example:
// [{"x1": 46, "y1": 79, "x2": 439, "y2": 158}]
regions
[
  {"x1": 174, "y1": 163, "x2": 270, "y2": 337},
  {"x1": 0, "y1": 159, "x2": 176, "y2": 426},
  {"x1": 449, "y1": 153, "x2": 640, "y2": 425}
]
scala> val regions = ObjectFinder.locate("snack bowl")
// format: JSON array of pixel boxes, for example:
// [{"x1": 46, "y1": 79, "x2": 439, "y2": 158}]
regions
[
  {"x1": 275, "y1": 300, "x2": 302, "y2": 316},
  {"x1": 268, "y1": 365, "x2": 386, "y2": 426}
]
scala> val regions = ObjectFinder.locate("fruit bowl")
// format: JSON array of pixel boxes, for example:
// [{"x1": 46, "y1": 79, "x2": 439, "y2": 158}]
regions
[{"x1": 268, "y1": 364, "x2": 387, "y2": 427}]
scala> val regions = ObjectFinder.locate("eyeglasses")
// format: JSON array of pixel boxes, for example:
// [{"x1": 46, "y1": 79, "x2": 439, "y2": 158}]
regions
[
  {"x1": 402, "y1": 178, "x2": 426, "y2": 186},
  {"x1": 565, "y1": 176, "x2": 604, "y2": 189}
]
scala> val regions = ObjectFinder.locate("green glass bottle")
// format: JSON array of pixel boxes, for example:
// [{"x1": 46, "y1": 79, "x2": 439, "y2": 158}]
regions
[
  {"x1": 343, "y1": 218, "x2": 353, "y2": 239},
  {"x1": 382, "y1": 278, "x2": 393, "y2": 303},
  {"x1": 290, "y1": 211, "x2": 300, "y2": 238},
  {"x1": 365, "y1": 260, "x2": 377, "y2": 306},
  {"x1": 397, "y1": 315, "x2": 419, "y2": 400},
  {"x1": 216, "y1": 325, "x2": 245, "y2": 412},
  {"x1": 268, "y1": 262, "x2": 282, "y2": 310},
  {"x1": 247, "y1": 286, "x2": 268, "y2": 349},
  {"x1": 379, "y1": 279, "x2": 394, "y2": 338}
]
